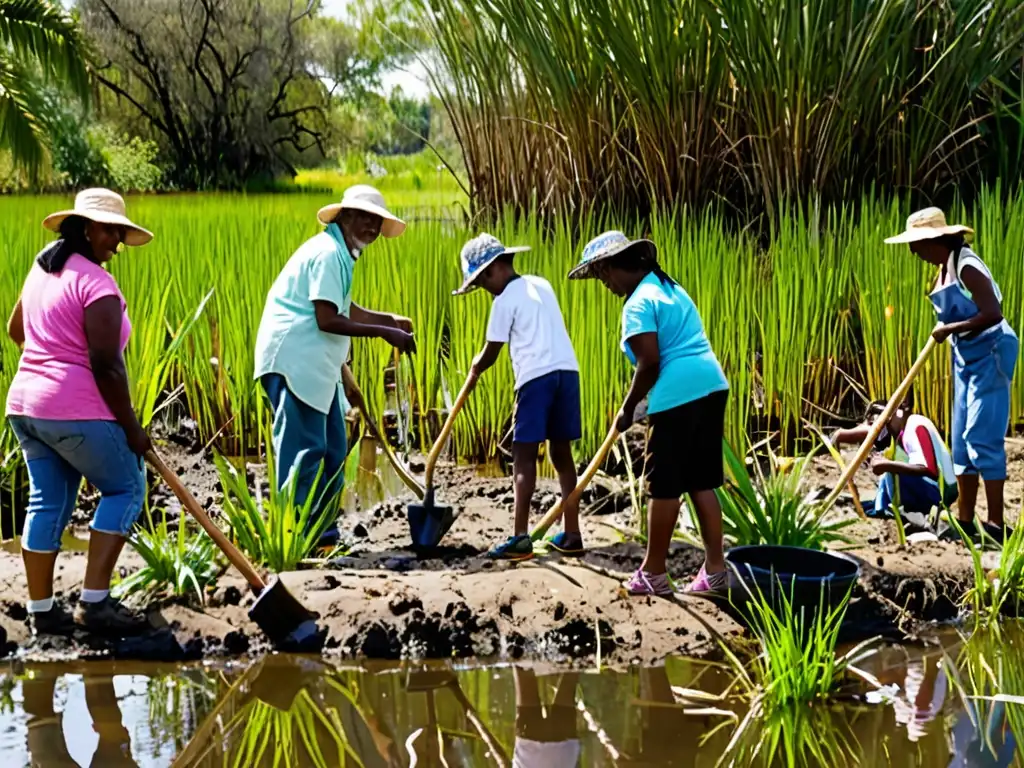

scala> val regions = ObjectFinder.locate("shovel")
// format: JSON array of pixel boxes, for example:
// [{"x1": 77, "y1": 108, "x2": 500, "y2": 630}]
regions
[
  {"x1": 820, "y1": 336, "x2": 937, "y2": 512},
  {"x1": 530, "y1": 425, "x2": 620, "y2": 541},
  {"x1": 407, "y1": 374, "x2": 477, "y2": 549},
  {"x1": 146, "y1": 450, "x2": 324, "y2": 651},
  {"x1": 342, "y1": 365, "x2": 425, "y2": 498}
]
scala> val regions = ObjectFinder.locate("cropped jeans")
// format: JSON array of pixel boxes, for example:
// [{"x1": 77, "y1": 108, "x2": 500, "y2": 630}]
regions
[{"x1": 8, "y1": 416, "x2": 146, "y2": 552}]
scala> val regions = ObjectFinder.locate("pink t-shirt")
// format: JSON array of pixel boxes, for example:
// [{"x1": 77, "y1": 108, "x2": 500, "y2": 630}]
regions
[{"x1": 6, "y1": 253, "x2": 131, "y2": 421}]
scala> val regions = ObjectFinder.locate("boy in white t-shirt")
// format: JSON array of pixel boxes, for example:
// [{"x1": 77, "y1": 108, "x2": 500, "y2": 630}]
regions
[
  {"x1": 833, "y1": 400, "x2": 958, "y2": 518},
  {"x1": 454, "y1": 233, "x2": 582, "y2": 561}
]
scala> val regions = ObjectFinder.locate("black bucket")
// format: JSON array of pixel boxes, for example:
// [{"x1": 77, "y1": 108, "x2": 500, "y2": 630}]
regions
[{"x1": 724, "y1": 545, "x2": 861, "y2": 629}]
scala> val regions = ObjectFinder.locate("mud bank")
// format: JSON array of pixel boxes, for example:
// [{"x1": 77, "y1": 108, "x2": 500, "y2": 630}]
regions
[{"x1": 1, "y1": 439, "x2": 1020, "y2": 666}]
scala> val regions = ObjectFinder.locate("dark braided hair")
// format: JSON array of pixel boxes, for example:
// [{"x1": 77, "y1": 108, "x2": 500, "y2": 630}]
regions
[
  {"x1": 607, "y1": 241, "x2": 677, "y2": 287},
  {"x1": 36, "y1": 216, "x2": 94, "y2": 274}
]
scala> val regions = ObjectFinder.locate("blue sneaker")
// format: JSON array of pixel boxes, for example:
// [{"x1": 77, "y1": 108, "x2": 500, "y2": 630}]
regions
[
  {"x1": 486, "y1": 534, "x2": 534, "y2": 561},
  {"x1": 546, "y1": 531, "x2": 585, "y2": 556}
]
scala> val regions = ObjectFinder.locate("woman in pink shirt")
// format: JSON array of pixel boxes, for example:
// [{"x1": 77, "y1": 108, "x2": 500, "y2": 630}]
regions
[{"x1": 6, "y1": 189, "x2": 153, "y2": 637}]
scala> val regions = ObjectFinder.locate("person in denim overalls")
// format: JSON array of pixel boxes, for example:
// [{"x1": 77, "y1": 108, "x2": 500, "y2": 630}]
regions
[{"x1": 886, "y1": 208, "x2": 1019, "y2": 539}]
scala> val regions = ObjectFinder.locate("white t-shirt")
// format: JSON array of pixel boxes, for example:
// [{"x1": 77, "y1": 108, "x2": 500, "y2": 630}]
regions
[
  {"x1": 899, "y1": 414, "x2": 956, "y2": 493},
  {"x1": 486, "y1": 275, "x2": 579, "y2": 390}
]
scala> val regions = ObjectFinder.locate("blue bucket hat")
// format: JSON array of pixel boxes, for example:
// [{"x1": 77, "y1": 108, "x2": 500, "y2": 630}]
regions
[
  {"x1": 453, "y1": 233, "x2": 530, "y2": 295},
  {"x1": 568, "y1": 230, "x2": 656, "y2": 280}
]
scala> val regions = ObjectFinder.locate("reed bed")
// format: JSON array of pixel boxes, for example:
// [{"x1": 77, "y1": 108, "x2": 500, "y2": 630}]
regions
[
  {"x1": 418, "y1": 0, "x2": 1024, "y2": 224},
  {"x1": 0, "y1": 191, "x2": 1022, "y2": 480}
]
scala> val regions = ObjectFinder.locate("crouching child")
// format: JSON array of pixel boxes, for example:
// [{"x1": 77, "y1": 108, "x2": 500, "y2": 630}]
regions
[{"x1": 833, "y1": 400, "x2": 958, "y2": 519}]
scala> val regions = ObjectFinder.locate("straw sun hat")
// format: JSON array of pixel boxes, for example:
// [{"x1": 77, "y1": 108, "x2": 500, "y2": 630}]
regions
[
  {"x1": 884, "y1": 207, "x2": 973, "y2": 245},
  {"x1": 568, "y1": 230, "x2": 656, "y2": 280},
  {"x1": 453, "y1": 233, "x2": 529, "y2": 295},
  {"x1": 317, "y1": 184, "x2": 406, "y2": 238},
  {"x1": 42, "y1": 188, "x2": 153, "y2": 247}
]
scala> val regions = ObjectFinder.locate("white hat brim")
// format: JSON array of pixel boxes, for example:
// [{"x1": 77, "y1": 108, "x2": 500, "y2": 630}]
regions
[
  {"x1": 42, "y1": 209, "x2": 153, "y2": 247},
  {"x1": 568, "y1": 238, "x2": 656, "y2": 280},
  {"x1": 317, "y1": 200, "x2": 406, "y2": 238},
  {"x1": 884, "y1": 224, "x2": 972, "y2": 245},
  {"x1": 452, "y1": 245, "x2": 530, "y2": 296}
]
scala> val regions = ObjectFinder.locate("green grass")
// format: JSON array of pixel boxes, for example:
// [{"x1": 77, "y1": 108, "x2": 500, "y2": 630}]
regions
[
  {"x1": 958, "y1": 509, "x2": 1024, "y2": 629},
  {"x1": 718, "y1": 441, "x2": 855, "y2": 550},
  {"x1": 0, "y1": 188, "x2": 1022, "y2": 483},
  {"x1": 113, "y1": 511, "x2": 222, "y2": 604}
]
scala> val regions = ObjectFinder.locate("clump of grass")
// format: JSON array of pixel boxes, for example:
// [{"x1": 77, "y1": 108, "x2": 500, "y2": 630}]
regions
[
  {"x1": 958, "y1": 511, "x2": 1024, "y2": 629},
  {"x1": 115, "y1": 512, "x2": 221, "y2": 604},
  {"x1": 214, "y1": 454, "x2": 344, "y2": 573},
  {"x1": 707, "y1": 582, "x2": 879, "y2": 767},
  {"x1": 718, "y1": 441, "x2": 854, "y2": 550}
]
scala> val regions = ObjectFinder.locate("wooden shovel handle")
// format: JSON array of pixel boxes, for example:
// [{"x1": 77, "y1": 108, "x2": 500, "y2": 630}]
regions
[
  {"x1": 146, "y1": 449, "x2": 266, "y2": 591},
  {"x1": 821, "y1": 336, "x2": 937, "y2": 511},
  {"x1": 424, "y1": 375, "x2": 476, "y2": 488},
  {"x1": 341, "y1": 365, "x2": 426, "y2": 499},
  {"x1": 531, "y1": 425, "x2": 620, "y2": 541}
]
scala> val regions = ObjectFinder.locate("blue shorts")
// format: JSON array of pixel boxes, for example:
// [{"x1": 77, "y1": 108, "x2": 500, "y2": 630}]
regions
[
  {"x1": 513, "y1": 370, "x2": 582, "y2": 444},
  {"x1": 9, "y1": 416, "x2": 147, "y2": 552}
]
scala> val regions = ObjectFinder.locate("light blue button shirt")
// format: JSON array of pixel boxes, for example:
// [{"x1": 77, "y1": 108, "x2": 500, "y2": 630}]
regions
[
  {"x1": 254, "y1": 223, "x2": 353, "y2": 414},
  {"x1": 621, "y1": 272, "x2": 728, "y2": 414}
]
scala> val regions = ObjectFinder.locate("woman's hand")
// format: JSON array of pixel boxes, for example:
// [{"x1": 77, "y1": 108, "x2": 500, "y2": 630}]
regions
[
  {"x1": 615, "y1": 407, "x2": 634, "y2": 434},
  {"x1": 931, "y1": 323, "x2": 954, "y2": 344},
  {"x1": 126, "y1": 423, "x2": 153, "y2": 457}
]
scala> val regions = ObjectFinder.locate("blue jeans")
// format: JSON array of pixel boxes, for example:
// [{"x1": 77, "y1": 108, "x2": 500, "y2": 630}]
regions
[
  {"x1": 8, "y1": 416, "x2": 146, "y2": 552},
  {"x1": 873, "y1": 472, "x2": 943, "y2": 518},
  {"x1": 260, "y1": 374, "x2": 347, "y2": 538}
]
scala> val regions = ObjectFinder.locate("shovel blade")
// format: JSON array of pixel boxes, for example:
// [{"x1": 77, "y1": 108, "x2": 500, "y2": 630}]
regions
[{"x1": 407, "y1": 501, "x2": 455, "y2": 549}]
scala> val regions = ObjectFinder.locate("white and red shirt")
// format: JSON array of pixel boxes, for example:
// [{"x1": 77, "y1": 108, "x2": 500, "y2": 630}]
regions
[{"x1": 897, "y1": 415, "x2": 956, "y2": 492}]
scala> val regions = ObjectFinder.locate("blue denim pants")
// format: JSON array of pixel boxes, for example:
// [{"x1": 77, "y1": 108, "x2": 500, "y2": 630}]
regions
[
  {"x1": 873, "y1": 472, "x2": 943, "y2": 518},
  {"x1": 260, "y1": 374, "x2": 347, "y2": 538},
  {"x1": 8, "y1": 416, "x2": 147, "y2": 552}
]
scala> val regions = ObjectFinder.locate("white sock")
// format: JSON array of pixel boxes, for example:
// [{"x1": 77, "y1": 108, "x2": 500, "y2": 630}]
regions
[
  {"x1": 27, "y1": 596, "x2": 54, "y2": 614},
  {"x1": 79, "y1": 588, "x2": 109, "y2": 604}
]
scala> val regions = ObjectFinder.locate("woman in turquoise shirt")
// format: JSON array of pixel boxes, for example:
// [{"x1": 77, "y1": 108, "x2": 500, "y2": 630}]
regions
[
  {"x1": 886, "y1": 208, "x2": 1018, "y2": 540},
  {"x1": 569, "y1": 231, "x2": 729, "y2": 596}
]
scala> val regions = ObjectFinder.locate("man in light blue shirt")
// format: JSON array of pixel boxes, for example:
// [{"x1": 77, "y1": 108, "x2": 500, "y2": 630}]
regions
[{"x1": 254, "y1": 185, "x2": 416, "y2": 547}]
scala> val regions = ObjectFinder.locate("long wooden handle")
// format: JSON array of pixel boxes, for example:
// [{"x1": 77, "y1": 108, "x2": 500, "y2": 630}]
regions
[
  {"x1": 146, "y1": 449, "x2": 266, "y2": 591},
  {"x1": 341, "y1": 365, "x2": 426, "y2": 499},
  {"x1": 531, "y1": 425, "x2": 620, "y2": 541},
  {"x1": 424, "y1": 375, "x2": 475, "y2": 488},
  {"x1": 821, "y1": 336, "x2": 937, "y2": 511}
]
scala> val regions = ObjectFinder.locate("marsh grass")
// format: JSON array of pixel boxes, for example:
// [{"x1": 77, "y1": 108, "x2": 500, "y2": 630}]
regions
[
  {"x1": 958, "y1": 511, "x2": 1024, "y2": 628},
  {"x1": 718, "y1": 441, "x2": 854, "y2": 550},
  {"x1": 114, "y1": 511, "x2": 221, "y2": 604},
  {"x1": 214, "y1": 452, "x2": 344, "y2": 573}
]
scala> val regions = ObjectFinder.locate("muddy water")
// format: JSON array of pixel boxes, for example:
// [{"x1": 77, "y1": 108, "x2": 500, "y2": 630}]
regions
[{"x1": 1, "y1": 636, "x2": 1019, "y2": 767}]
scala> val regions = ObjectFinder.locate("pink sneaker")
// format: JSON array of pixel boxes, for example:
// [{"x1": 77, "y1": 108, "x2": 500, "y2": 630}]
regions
[
  {"x1": 684, "y1": 565, "x2": 729, "y2": 594},
  {"x1": 624, "y1": 568, "x2": 674, "y2": 596}
]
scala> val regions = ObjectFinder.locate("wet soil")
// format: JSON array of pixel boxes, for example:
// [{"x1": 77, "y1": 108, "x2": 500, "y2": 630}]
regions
[{"x1": 0, "y1": 435, "x2": 1020, "y2": 667}]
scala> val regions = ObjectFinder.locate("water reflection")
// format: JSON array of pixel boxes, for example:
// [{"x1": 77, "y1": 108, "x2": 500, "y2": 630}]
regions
[{"x1": 1, "y1": 640, "x2": 1023, "y2": 767}]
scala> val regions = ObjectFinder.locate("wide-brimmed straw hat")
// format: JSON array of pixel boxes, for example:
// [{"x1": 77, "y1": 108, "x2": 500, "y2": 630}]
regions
[
  {"x1": 884, "y1": 207, "x2": 973, "y2": 245},
  {"x1": 568, "y1": 230, "x2": 656, "y2": 280},
  {"x1": 42, "y1": 188, "x2": 153, "y2": 247},
  {"x1": 317, "y1": 184, "x2": 406, "y2": 238},
  {"x1": 453, "y1": 233, "x2": 529, "y2": 296}
]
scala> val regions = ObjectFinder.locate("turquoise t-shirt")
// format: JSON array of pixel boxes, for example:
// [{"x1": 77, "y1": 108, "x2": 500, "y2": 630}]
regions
[
  {"x1": 254, "y1": 223, "x2": 353, "y2": 414},
  {"x1": 620, "y1": 272, "x2": 728, "y2": 414}
]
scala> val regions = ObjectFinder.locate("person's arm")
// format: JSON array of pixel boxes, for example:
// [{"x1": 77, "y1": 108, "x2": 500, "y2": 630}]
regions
[
  {"x1": 84, "y1": 296, "x2": 151, "y2": 456},
  {"x1": 7, "y1": 297, "x2": 23, "y2": 347},
  {"x1": 470, "y1": 341, "x2": 504, "y2": 380},
  {"x1": 870, "y1": 458, "x2": 932, "y2": 477},
  {"x1": 831, "y1": 425, "x2": 870, "y2": 446},
  {"x1": 616, "y1": 333, "x2": 659, "y2": 433},
  {"x1": 313, "y1": 300, "x2": 414, "y2": 352},
  {"x1": 933, "y1": 265, "x2": 1003, "y2": 342},
  {"x1": 351, "y1": 302, "x2": 413, "y2": 333}
]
